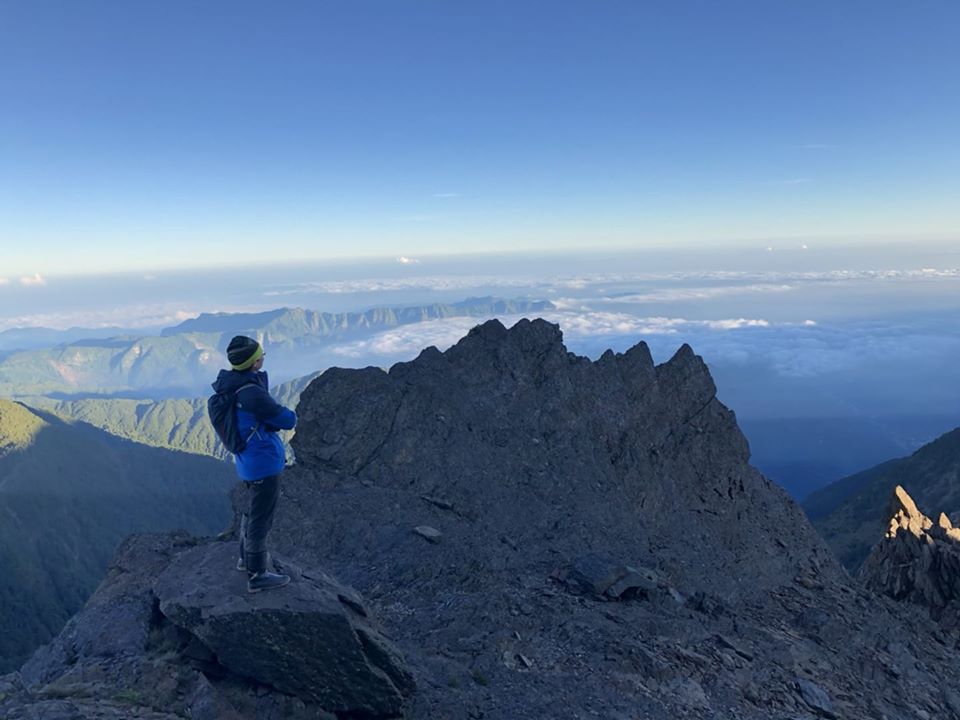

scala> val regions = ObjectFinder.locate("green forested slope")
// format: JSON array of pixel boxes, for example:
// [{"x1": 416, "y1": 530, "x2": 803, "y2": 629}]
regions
[
  {"x1": 19, "y1": 371, "x2": 323, "y2": 461},
  {"x1": 0, "y1": 400, "x2": 235, "y2": 672},
  {"x1": 23, "y1": 395, "x2": 223, "y2": 458}
]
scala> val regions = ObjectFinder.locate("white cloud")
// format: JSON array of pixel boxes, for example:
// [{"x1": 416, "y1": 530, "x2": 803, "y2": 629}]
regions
[
  {"x1": 331, "y1": 317, "x2": 481, "y2": 358},
  {"x1": 396, "y1": 256, "x2": 420, "y2": 265},
  {"x1": 263, "y1": 274, "x2": 543, "y2": 296},
  {"x1": 0, "y1": 304, "x2": 268, "y2": 333},
  {"x1": 330, "y1": 312, "x2": 776, "y2": 359},
  {"x1": 0, "y1": 278, "x2": 9, "y2": 285},
  {"x1": 706, "y1": 318, "x2": 770, "y2": 330},
  {"x1": 595, "y1": 284, "x2": 794, "y2": 304},
  {"x1": 261, "y1": 268, "x2": 960, "y2": 298},
  {"x1": 19, "y1": 273, "x2": 47, "y2": 287}
]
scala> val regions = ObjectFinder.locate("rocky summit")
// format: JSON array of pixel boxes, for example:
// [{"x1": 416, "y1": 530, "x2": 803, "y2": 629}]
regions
[{"x1": 5, "y1": 318, "x2": 960, "y2": 719}]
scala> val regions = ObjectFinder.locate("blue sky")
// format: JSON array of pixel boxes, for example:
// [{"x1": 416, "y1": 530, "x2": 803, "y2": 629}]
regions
[{"x1": 1, "y1": 0, "x2": 958, "y2": 276}]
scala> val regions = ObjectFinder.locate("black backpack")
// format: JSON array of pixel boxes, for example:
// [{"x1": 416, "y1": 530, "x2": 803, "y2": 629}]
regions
[{"x1": 207, "y1": 383, "x2": 259, "y2": 454}]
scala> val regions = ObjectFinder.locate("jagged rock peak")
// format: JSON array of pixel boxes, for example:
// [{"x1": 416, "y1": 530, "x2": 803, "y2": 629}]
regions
[
  {"x1": 860, "y1": 485, "x2": 960, "y2": 621},
  {"x1": 275, "y1": 319, "x2": 960, "y2": 718},
  {"x1": 882, "y1": 485, "x2": 960, "y2": 544},
  {"x1": 292, "y1": 316, "x2": 829, "y2": 601},
  {"x1": 402, "y1": 317, "x2": 659, "y2": 377},
  {"x1": 886, "y1": 484, "x2": 933, "y2": 538}
]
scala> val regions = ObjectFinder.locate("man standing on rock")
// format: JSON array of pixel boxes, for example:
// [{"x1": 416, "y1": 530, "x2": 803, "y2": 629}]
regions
[{"x1": 211, "y1": 335, "x2": 297, "y2": 593}]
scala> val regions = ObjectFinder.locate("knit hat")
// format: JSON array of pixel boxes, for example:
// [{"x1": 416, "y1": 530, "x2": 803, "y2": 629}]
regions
[{"x1": 226, "y1": 335, "x2": 264, "y2": 371}]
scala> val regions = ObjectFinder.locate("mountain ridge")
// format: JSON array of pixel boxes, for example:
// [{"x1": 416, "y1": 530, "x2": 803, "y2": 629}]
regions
[{"x1": 6, "y1": 319, "x2": 960, "y2": 718}]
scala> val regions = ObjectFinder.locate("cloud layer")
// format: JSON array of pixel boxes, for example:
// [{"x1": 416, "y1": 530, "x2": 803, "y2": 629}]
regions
[
  {"x1": 19, "y1": 273, "x2": 46, "y2": 287},
  {"x1": 329, "y1": 311, "x2": 779, "y2": 359}
]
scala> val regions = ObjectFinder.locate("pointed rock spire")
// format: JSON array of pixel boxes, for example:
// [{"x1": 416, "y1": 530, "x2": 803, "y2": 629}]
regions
[{"x1": 860, "y1": 485, "x2": 960, "y2": 618}]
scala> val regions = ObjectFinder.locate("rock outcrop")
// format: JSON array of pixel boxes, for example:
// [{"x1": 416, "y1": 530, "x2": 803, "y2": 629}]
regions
[
  {"x1": 2, "y1": 533, "x2": 412, "y2": 719},
  {"x1": 7, "y1": 318, "x2": 960, "y2": 719},
  {"x1": 859, "y1": 485, "x2": 960, "y2": 625},
  {"x1": 804, "y1": 426, "x2": 960, "y2": 571},
  {"x1": 269, "y1": 318, "x2": 960, "y2": 719}
]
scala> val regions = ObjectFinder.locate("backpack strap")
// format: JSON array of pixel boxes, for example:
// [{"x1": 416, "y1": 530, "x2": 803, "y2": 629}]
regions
[
  {"x1": 235, "y1": 383, "x2": 262, "y2": 444},
  {"x1": 234, "y1": 382, "x2": 261, "y2": 397}
]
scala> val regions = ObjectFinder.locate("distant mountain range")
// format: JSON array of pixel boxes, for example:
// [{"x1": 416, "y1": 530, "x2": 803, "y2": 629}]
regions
[
  {"x1": 803, "y1": 426, "x2": 960, "y2": 571},
  {"x1": 0, "y1": 298, "x2": 553, "y2": 397},
  {"x1": 0, "y1": 325, "x2": 145, "y2": 353},
  {"x1": 0, "y1": 399, "x2": 235, "y2": 673}
]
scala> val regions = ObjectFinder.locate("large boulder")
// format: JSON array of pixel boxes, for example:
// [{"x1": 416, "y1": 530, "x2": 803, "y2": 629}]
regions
[
  {"x1": 6, "y1": 532, "x2": 412, "y2": 720},
  {"x1": 155, "y1": 542, "x2": 413, "y2": 717}
]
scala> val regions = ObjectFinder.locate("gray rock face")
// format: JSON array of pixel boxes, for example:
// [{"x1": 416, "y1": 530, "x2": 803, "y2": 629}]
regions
[
  {"x1": 263, "y1": 318, "x2": 960, "y2": 719},
  {"x1": 859, "y1": 485, "x2": 960, "y2": 619},
  {"x1": 291, "y1": 318, "x2": 829, "y2": 599},
  {"x1": 155, "y1": 543, "x2": 413, "y2": 716}
]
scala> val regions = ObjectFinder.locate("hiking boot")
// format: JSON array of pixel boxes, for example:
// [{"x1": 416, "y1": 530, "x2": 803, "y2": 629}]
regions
[{"x1": 247, "y1": 571, "x2": 290, "y2": 593}]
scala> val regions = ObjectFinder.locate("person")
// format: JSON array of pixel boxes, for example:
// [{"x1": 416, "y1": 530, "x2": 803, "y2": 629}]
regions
[{"x1": 211, "y1": 335, "x2": 297, "y2": 593}]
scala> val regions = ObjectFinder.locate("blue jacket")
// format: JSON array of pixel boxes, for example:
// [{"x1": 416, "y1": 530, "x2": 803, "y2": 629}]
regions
[{"x1": 211, "y1": 369, "x2": 297, "y2": 481}]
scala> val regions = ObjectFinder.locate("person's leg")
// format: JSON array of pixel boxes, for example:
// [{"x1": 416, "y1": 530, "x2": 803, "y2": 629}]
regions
[
  {"x1": 244, "y1": 474, "x2": 281, "y2": 575},
  {"x1": 237, "y1": 482, "x2": 250, "y2": 570}
]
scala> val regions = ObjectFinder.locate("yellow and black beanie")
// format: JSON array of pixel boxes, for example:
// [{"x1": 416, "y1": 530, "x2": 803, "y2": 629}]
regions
[{"x1": 227, "y1": 335, "x2": 264, "y2": 371}]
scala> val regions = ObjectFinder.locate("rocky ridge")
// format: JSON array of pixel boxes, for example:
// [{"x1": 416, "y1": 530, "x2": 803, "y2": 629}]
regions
[{"x1": 5, "y1": 318, "x2": 960, "y2": 719}]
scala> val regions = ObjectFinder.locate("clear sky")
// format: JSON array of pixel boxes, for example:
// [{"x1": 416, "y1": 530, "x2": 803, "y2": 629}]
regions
[{"x1": 1, "y1": 0, "x2": 958, "y2": 277}]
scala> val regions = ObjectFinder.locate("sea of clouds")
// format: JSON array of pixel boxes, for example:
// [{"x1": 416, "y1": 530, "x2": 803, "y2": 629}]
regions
[{"x1": 3, "y1": 247, "x2": 959, "y2": 497}]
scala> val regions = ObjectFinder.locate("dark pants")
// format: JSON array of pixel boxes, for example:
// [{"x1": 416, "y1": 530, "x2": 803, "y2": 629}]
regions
[{"x1": 238, "y1": 474, "x2": 281, "y2": 574}]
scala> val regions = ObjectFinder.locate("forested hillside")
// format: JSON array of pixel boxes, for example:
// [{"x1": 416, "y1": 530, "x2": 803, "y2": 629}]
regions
[
  {"x1": 19, "y1": 371, "x2": 323, "y2": 460},
  {"x1": 0, "y1": 400, "x2": 235, "y2": 672}
]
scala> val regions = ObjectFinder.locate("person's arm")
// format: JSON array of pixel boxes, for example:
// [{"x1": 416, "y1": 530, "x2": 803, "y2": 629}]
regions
[
  {"x1": 263, "y1": 408, "x2": 297, "y2": 431},
  {"x1": 237, "y1": 386, "x2": 297, "y2": 430}
]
